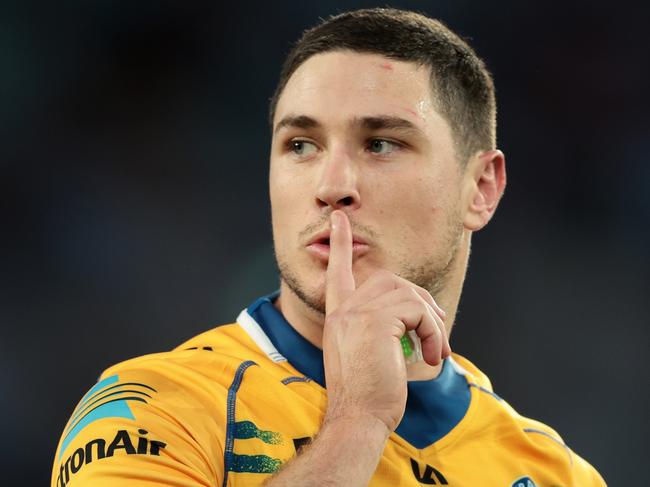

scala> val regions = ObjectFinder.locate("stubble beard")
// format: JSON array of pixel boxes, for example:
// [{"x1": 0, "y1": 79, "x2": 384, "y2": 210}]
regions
[{"x1": 275, "y1": 213, "x2": 464, "y2": 316}]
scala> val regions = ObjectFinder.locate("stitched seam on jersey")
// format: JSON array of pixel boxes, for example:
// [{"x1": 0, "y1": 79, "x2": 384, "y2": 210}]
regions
[
  {"x1": 223, "y1": 360, "x2": 257, "y2": 487},
  {"x1": 523, "y1": 428, "x2": 573, "y2": 466},
  {"x1": 468, "y1": 382, "x2": 503, "y2": 401},
  {"x1": 281, "y1": 376, "x2": 311, "y2": 385}
]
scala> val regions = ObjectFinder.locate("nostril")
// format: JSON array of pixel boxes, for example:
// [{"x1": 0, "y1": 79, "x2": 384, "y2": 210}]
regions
[{"x1": 339, "y1": 196, "x2": 354, "y2": 206}]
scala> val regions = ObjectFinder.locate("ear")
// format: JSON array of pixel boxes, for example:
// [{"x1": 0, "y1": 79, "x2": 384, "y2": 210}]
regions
[{"x1": 462, "y1": 149, "x2": 506, "y2": 231}]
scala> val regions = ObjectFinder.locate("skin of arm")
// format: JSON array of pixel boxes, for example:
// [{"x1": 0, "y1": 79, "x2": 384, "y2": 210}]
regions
[{"x1": 264, "y1": 414, "x2": 390, "y2": 486}]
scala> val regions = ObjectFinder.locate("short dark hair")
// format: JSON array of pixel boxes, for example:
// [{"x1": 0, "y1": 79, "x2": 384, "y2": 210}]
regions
[{"x1": 269, "y1": 8, "x2": 496, "y2": 166}]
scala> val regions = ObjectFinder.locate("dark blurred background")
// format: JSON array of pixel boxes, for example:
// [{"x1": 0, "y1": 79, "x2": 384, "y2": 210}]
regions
[{"x1": 1, "y1": 1, "x2": 648, "y2": 485}]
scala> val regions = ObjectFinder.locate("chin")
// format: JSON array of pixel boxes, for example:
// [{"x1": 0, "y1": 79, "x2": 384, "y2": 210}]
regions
[{"x1": 278, "y1": 262, "x2": 327, "y2": 315}]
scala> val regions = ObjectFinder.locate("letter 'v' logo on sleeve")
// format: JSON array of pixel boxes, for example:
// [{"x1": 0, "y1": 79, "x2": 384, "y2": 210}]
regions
[{"x1": 409, "y1": 458, "x2": 448, "y2": 485}]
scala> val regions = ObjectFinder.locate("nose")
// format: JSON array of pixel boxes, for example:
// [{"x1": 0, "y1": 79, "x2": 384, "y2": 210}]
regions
[{"x1": 315, "y1": 150, "x2": 361, "y2": 211}]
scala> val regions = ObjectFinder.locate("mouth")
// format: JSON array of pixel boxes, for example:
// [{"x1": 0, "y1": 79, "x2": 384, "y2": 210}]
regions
[{"x1": 305, "y1": 231, "x2": 370, "y2": 263}]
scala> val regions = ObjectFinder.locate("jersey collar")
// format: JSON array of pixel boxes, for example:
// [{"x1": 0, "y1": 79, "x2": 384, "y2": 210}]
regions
[{"x1": 241, "y1": 292, "x2": 471, "y2": 449}]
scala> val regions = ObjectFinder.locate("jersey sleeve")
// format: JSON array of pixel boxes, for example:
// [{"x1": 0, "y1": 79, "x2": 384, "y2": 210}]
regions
[
  {"x1": 519, "y1": 416, "x2": 607, "y2": 487},
  {"x1": 51, "y1": 363, "x2": 225, "y2": 487},
  {"x1": 571, "y1": 450, "x2": 608, "y2": 486}
]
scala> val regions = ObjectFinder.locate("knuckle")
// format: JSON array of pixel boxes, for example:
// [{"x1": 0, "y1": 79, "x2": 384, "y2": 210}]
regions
[
  {"x1": 393, "y1": 287, "x2": 411, "y2": 302},
  {"x1": 408, "y1": 287, "x2": 423, "y2": 302},
  {"x1": 432, "y1": 321, "x2": 442, "y2": 337},
  {"x1": 414, "y1": 284, "x2": 433, "y2": 300},
  {"x1": 423, "y1": 319, "x2": 441, "y2": 338}
]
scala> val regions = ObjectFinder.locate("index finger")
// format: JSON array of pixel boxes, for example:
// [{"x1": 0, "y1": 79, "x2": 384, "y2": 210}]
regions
[{"x1": 326, "y1": 210, "x2": 356, "y2": 315}]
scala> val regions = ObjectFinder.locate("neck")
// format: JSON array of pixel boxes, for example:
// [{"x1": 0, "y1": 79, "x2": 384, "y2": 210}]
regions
[{"x1": 275, "y1": 230, "x2": 472, "y2": 381}]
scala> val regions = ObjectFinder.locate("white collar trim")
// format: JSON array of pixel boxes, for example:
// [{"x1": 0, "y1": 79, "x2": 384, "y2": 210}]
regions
[{"x1": 236, "y1": 308, "x2": 287, "y2": 363}]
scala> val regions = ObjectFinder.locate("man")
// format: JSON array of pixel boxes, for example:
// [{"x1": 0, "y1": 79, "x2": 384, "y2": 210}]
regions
[{"x1": 51, "y1": 8, "x2": 606, "y2": 486}]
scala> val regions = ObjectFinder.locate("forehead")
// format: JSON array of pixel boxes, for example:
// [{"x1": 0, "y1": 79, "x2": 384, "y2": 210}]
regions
[{"x1": 274, "y1": 51, "x2": 438, "y2": 128}]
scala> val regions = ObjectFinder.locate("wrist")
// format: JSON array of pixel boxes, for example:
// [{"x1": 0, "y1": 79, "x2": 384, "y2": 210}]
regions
[
  {"x1": 322, "y1": 409, "x2": 392, "y2": 443},
  {"x1": 265, "y1": 408, "x2": 389, "y2": 486}
]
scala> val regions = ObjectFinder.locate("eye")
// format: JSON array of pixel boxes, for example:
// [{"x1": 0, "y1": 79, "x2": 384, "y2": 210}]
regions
[
  {"x1": 367, "y1": 139, "x2": 400, "y2": 155},
  {"x1": 289, "y1": 140, "x2": 318, "y2": 158}
]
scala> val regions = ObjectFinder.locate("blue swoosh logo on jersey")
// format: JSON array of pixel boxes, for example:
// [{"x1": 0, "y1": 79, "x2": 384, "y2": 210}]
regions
[{"x1": 58, "y1": 375, "x2": 155, "y2": 459}]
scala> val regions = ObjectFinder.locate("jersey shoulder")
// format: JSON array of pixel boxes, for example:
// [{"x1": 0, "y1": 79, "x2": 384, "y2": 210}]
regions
[
  {"x1": 51, "y1": 322, "x2": 272, "y2": 487},
  {"x1": 508, "y1": 408, "x2": 607, "y2": 486},
  {"x1": 450, "y1": 352, "x2": 494, "y2": 390},
  {"x1": 453, "y1": 353, "x2": 606, "y2": 486}
]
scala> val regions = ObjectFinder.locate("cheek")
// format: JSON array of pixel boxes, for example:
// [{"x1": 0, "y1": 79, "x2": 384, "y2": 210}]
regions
[
  {"x1": 269, "y1": 167, "x2": 291, "y2": 242},
  {"x1": 406, "y1": 197, "x2": 439, "y2": 240},
  {"x1": 270, "y1": 163, "x2": 311, "y2": 243},
  {"x1": 378, "y1": 175, "x2": 440, "y2": 225},
  {"x1": 374, "y1": 170, "x2": 458, "y2": 247},
  {"x1": 270, "y1": 159, "x2": 312, "y2": 203},
  {"x1": 270, "y1": 162, "x2": 297, "y2": 214}
]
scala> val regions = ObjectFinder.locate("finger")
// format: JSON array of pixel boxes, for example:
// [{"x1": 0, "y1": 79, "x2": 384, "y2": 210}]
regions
[
  {"x1": 412, "y1": 307, "x2": 444, "y2": 366},
  {"x1": 397, "y1": 286, "x2": 450, "y2": 360},
  {"x1": 430, "y1": 308, "x2": 452, "y2": 359},
  {"x1": 355, "y1": 270, "x2": 447, "y2": 320},
  {"x1": 358, "y1": 287, "x2": 437, "y2": 319},
  {"x1": 416, "y1": 289, "x2": 446, "y2": 321},
  {"x1": 356, "y1": 287, "x2": 420, "y2": 311},
  {"x1": 351, "y1": 271, "x2": 446, "y2": 321},
  {"x1": 381, "y1": 301, "x2": 443, "y2": 366},
  {"x1": 390, "y1": 274, "x2": 446, "y2": 320},
  {"x1": 326, "y1": 210, "x2": 356, "y2": 315},
  {"x1": 357, "y1": 286, "x2": 451, "y2": 356}
]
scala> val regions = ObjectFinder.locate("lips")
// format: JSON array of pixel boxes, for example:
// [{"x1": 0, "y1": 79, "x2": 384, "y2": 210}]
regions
[
  {"x1": 307, "y1": 228, "x2": 368, "y2": 246},
  {"x1": 308, "y1": 230, "x2": 332, "y2": 247},
  {"x1": 305, "y1": 229, "x2": 370, "y2": 263}
]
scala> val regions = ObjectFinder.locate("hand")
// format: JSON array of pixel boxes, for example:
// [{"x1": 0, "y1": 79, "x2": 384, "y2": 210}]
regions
[{"x1": 322, "y1": 210, "x2": 451, "y2": 433}]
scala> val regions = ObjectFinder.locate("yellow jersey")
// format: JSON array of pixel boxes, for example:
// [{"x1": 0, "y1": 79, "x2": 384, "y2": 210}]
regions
[{"x1": 52, "y1": 293, "x2": 606, "y2": 486}]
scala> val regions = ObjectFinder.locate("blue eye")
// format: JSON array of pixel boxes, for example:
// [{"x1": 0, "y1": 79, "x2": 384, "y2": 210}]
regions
[
  {"x1": 290, "y1": 140, "x2": 318, "y2": 157},
  {"x1": 368, "y1": 139, "x2": 399, "y2": 155}
]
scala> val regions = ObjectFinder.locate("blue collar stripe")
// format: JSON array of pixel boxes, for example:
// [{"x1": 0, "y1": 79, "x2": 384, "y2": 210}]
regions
[{"x1": 246, "y1": 293, "x2": 470, "y2": 449}]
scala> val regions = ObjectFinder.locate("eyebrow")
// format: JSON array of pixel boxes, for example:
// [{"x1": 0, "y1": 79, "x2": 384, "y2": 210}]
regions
[
  {"x1": 357, "y1": 116, "x2": 420, "y2": 133},
  {"x1": 274, "y1": 114, "x2": 422, "y2": 136},
  {"x1": 274, "y1": 115, "x2": 320, "y2": 135}
]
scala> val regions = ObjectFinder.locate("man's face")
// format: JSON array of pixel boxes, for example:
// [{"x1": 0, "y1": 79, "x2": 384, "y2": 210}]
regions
[{"x1": 270, "y1": 51, "x2": 466, "y2": 314}]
